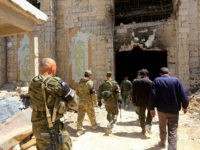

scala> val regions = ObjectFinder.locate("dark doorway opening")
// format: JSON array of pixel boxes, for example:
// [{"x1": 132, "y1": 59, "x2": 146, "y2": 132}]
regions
[{"x1": 115, "y1": 46, "x2": 167, "y2": 83}]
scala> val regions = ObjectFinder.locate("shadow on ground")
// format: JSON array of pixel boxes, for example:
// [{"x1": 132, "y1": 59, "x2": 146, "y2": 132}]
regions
[
  {"x1": 113, "y1": 131, "x2": 151, "y2": 139},
  {"x1": 116, "y1": 120, "x2": 140, "y2": 127}
]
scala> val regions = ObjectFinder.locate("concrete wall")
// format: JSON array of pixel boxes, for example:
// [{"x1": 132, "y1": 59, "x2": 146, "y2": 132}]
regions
[{"x1": 56, "y1": 0, "x2": 114, "y2": 88}]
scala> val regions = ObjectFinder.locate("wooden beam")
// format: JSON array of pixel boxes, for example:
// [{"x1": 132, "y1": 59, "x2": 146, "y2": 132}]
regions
[{"x1": 21, "y1": 138, "x2": 36, "y2": 150}]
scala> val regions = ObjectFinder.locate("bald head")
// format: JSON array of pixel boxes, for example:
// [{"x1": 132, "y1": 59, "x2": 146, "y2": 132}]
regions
[{"x1": 40, "y1": 58, "x2": 56, "y2": 75}]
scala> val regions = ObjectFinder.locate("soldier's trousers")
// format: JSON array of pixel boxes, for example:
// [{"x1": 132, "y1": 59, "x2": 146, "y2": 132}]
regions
[
  {"x1": 77, "y1": 103, "x2": 97, "y2": 130},
  {"x1": 105, "y1": 106, "x2": 118, "y2": 124},
  {"x1": 122, "y1": 93, "x2": 130, "y2": 109},
  {"x1": 138, "y1": 105, "x2": 152, "y2": 132},
  {"x1": 32, "y1": 111, "x2": 72, "y2": 150}
]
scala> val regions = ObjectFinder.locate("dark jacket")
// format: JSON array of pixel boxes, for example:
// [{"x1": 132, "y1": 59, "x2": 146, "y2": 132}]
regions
[
  {"x1": 149, "y1": 75, "x2": 189, "y2": 114},
  {"x1": 132, "y1": 77, "x2": 152, "y2": 106}
]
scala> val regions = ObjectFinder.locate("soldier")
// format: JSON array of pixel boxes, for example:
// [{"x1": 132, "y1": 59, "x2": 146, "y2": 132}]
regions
[
  {"x1": 76, "y1": 70, "x2": 98, "y2": 136},
  {"x1": 98, "y1": 72, "x2": 122, "y2": 135},
  {"x1": 132, "y1": 69, "x2": 153, "y2": 135},
  {"x1": 120, "y1": 75, "x2": 132, "y2": 109},
  {"x1": 28, "y1": 58, "x2": 78, "y2": 150}
]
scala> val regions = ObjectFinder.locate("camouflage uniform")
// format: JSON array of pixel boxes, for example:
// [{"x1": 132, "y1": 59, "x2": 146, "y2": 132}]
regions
[
  {"x1": 98, "y1": 79, "x2": 122, "y2": 128},
  {"x1": 29, "y1": 74, "x2": 77, "y2": 150},
  {"x1": 120, "y1": 79, "x2": 132, "y2": 109},
  {"x1": 76, "y1": 77, "x2": 97, "y2": 131}
]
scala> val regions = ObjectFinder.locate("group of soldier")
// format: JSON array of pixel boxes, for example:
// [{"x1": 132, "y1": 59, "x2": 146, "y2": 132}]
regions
[
  {"x1": 76, "y1": 68, "x2": 154, "y2": 138},
  {"x1": 76, "y1": 70, "x2": 123, "y2": 136},
  {"x1": 28, "y1": 58, "x2": 189, "y2": 150}
]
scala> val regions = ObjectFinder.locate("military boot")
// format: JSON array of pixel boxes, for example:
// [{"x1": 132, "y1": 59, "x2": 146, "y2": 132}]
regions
[
  {"x1": 76, "y1": 130, "x2": 84, "y2": 137},
  {"x1": 105, "y1": 121, "x2": 114, "y2": 135}
]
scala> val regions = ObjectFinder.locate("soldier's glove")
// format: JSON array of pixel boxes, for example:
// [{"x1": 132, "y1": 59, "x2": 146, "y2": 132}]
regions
[{"x1": 98, "y1": 100, "x2": 102, "y2": 108}]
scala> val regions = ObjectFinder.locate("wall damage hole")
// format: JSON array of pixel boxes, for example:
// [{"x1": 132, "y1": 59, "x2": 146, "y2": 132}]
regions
[
  {"x1": 115, "y1": 46, "x2": 167, "y2": 83},
  {"x1": 115, "y1": 0, "x2": 173, "y2": 25}
]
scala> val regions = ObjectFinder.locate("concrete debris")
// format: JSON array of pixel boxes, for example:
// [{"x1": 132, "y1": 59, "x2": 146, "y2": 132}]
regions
[{"x1": 0, "y1": 98, "x2": 24, "y2": 123}]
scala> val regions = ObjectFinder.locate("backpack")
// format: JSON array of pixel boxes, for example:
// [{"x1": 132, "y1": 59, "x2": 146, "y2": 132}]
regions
[
  {"x1": 121, "y1": 80, "x2": 132, "y2": 91},
  {"x1": 77, "y1": 78, "x2": 91, "y2": 99},
  {"x1": 101, "y1": 80, "x2": 114, "y2": 99},
  {"x1": 29, "y1": 75, "x2": 63, "y2": 111}
]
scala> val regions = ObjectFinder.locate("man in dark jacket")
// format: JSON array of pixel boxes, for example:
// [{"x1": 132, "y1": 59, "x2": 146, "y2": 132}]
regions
[
  {"x1": 132, "y1": 69, "x2": 152, "y2": 135},
  {"x1": 149, "y1": 67, "x2": 189, "y2": 150}
]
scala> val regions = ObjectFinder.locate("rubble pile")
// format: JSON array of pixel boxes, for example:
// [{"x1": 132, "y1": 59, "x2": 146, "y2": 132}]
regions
[
  {"x1": 0, "y1": 98, "x2": 24, "y2": 123},
  {"x1": 0, "y1": 84, "x2": 29, "y2": 123}
]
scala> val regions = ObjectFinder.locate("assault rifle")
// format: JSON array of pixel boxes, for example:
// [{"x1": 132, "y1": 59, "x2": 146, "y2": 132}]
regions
[{"x1": 41, "y1": 128, "x2": 63, "y2": 150}]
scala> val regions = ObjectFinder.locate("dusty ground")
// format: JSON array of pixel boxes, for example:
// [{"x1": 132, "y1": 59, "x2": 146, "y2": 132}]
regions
[
  {"x1": 1, "y1": 84, "x2": 200, "y2": 150},
  {"x1": 64, "y1": 102, "x2": 200, "y2": 150}
]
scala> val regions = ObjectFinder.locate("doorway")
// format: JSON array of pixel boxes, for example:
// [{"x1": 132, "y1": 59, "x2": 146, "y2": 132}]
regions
[{"x1": 115, "y1": 46, "x2": 167, "y2": 83}]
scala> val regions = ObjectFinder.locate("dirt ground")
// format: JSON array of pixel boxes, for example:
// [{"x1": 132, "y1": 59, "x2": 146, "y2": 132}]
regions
[
  {"x1": 1, "y1": 84, "x2": 200, "y2": 150},
  {"x1": 63, "y1": 101, "x2": 200, "y2": 150}
]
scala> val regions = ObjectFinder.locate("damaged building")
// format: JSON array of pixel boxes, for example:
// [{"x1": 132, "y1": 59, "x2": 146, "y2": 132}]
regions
[{"x1": 0, "y1": 0, "x2": 200, "y2": 92}]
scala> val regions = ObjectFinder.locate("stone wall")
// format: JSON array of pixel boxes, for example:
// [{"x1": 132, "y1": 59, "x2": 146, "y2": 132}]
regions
[
  {"x1": 6, "y1": 36, "x2": 18, "y2": 82},
  {"x1": 189, "y1": 0, "x2": 200, "y2": 91},
  {"x1": 36, "y1": 0, "x2": 56, "y2": 59},
  {"x1": 0, "y1": 38, "x2": 6, "y2": 87},
  {"x1": 56, "y1": 0, "x2": 114, "y2": 88},
  {"x1": 114, "y1": 19, "x2": 177, "y2": 75},
  {"x1": 176, "y1": 0, "x2": 190, "y2": 89},
  {"x1": 1, "y1": 0, "x2": 200, "y2": 91},
  {"x1": 114, "y1": 0, "x2": 200, "y2": 90}
]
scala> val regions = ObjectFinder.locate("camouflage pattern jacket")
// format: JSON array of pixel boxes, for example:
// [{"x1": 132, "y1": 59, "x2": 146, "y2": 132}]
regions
[
  {"x1": 98, "y1": 79, "x2": 122, "y2": 106},
  {"x1": 76, "y1": 77, "x2": 97, "y2": 105}
]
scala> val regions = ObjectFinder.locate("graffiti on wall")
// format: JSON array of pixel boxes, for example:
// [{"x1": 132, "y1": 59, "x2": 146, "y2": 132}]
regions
[
  {"x1": 18, "y1": 34, "x2": 30, "y2": 81},
  {"x1": 71, "y1": 32, "x2": 89, "y2": 82}
]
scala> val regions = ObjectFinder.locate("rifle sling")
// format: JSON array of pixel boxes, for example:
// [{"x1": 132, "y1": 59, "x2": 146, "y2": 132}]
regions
[{"x1": 41, "y1": 76, "x2": 59, "y2": 129}]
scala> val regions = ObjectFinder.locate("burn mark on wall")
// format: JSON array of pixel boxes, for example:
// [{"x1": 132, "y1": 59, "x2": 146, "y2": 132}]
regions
[
  {"x1": 115, "y1": 26, "x2": 165, "y2": 52},
  {"x1": 115, "y1": 0, "x2": 173, "y2": 25}
]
